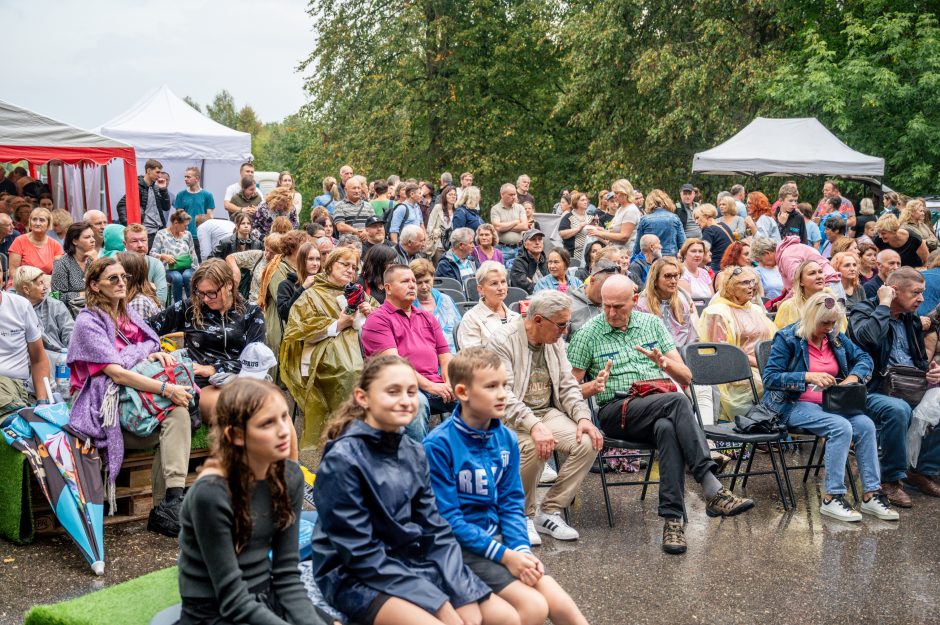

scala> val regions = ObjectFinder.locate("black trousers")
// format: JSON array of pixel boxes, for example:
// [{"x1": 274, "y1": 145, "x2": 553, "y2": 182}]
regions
[{"x1": 598, "y1": 392, "x2": 716, "y2": 519}]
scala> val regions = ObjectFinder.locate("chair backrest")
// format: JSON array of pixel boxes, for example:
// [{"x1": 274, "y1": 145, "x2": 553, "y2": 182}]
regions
[
  {"x1": 434, "y1": 276, "x2": 463, "y2": 292},
  {"x1": 755, "y1": 339, "x2": 773, "y2": 377},
  {"x1": 438, "y1": 288, "x2": 467, "y2": 303},
  {"x1": 504, "y1": 287, "x2": 529, "y2": 306},
  {"x1": 694, "y1": 301, "x2": 707, "y2": 317},
  {"x1": 681, "y1": 342, "x2": 759, "y2": 403},
  {"x1": 456, "y1": 300, "x2": 477, "y2": 315},
  {"x1": 453, "y1": 324, "x2": 461, "y2": 351},
  {"x1": 463, "y1": 277, "x2": 478, "y2": 297},
  {"x1": 508, "y1": 300, "x2": 525, "y2": 315}
]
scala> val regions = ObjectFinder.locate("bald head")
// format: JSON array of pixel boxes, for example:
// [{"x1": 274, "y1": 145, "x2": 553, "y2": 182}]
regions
[
  {"x1": 601, "y1": 274, "x2": 639, "y2": 330},
  {"x1": 876, "y1": 249, "x2": 901, "y2": 280}
]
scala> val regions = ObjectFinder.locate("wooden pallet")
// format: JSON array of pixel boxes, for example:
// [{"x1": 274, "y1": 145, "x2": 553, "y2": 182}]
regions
[{"x1": 31, "y1": 448, "x2": 210, "y2": 536}]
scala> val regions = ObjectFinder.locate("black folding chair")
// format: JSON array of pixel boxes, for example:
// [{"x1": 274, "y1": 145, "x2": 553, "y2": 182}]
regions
[
  {"x1": 434, "y1": 276, "x2": 463, "y2": 292},
  {"x1": 464, "y1": 277, "x2": 479, "y2": 301},
  {"x1": 683, "y1": 343, "x2": 794, "y2": 510},
  {"x1": 504, "y1": 287, "x2": 529, "y2": 306},
  {"x1": 755, "y1": 339, "x2": 859, "y2": 504},
  {"x1": 456, "y1": 300, "x2": 477, "y2": 315},
  {"x1": 438, "y1": 288, "x2": 467, "y2": 303}
]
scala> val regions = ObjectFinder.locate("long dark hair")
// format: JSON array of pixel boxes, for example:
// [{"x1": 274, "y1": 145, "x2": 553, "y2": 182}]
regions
[
  {"x1": 211, "y1": 379, "x2": 295, "y2": 554},
  {"x1": 360, "y1": 244, "x2": 398, "y2": 292},
  {"x1": 322, "y1": 355, "x2": 414, "y2": 445},
  {"x1": 439, "y1": 184, "x2": 457, "y2": 217}
]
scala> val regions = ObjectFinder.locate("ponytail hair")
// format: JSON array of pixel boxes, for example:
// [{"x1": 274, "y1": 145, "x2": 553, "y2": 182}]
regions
[{"x1": 321, "y1": 354, "x2": 415, "y2": 445}]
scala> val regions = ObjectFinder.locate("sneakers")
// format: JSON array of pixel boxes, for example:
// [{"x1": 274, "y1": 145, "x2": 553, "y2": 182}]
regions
[
  {"x1": 147, "y1": 493, "x2": 184, "y2": 537},
  {"x1": 662, "y1": 518, "x2": 687, "y2": 554},
  {"x1": 526, "y1": 517, "x2": 542, "y2": 546},
  {"x1": 534, "y1": 511, "x2": 579, "y2": 541},
  {"x1": 820, "y1": 494, "x2": 862, "y2": 522},
  {"x1": 705, "y1": 488, "x2": 755, "y2": 517},
  {"x1": 539, "y1": 464, "x2": 558, "y2": 485},
  {"x1": 860, "y1": 492, "x2": 900, "y2": 521}
]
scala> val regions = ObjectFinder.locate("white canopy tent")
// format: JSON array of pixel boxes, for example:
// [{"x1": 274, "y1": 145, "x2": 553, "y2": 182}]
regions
[
  {"x1": 692, "y1": 117, "x2": 885, "y2": 182},
  {"x1": 97, "y1": 85, "x2": 253, "y2": 221}
]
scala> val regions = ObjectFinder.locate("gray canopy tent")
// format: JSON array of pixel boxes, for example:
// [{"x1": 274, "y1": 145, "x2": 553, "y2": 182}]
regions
[{"x1": 692, "y1": 117, "x2": 885, "y2": 185}]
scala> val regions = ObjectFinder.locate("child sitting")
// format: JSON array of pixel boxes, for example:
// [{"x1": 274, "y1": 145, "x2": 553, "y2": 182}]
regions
[
  {"x1": 424, "y1": 347, "x2": 590, "y2": 625},
  {"x1": 312, "y1": 354, "x2": 518, "y2": 625},
  {"x1": 176, "y1": 379, "x2": 327, "y2": 625}
]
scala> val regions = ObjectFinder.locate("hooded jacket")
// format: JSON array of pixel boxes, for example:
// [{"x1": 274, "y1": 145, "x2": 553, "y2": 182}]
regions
[
  {"x1": 509, "y1": 250, "x2": 548, "y2": 294},
  {"x1": 312, "y1": 420, "x2": 489, "y2": 617},
  {"x1": 776, "y1": 235, "x2": 841, "y2": 295}
]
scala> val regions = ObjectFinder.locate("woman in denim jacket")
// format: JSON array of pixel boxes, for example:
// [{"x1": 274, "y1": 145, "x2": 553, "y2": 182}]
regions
[
  {"x1": 631, "y1": 190, "x2": 686, "y2": 258},
  {"x1": 761, "y1": 292, "x2": 898, "y2": 523}
]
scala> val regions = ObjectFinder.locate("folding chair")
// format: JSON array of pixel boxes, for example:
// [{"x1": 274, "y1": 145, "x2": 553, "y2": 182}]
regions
[
  {"x1": 683, "y1": 343, "x2": 794, "y2": 510},
  {"x1": 438, "y1": 288, "x2": 467, "y2": 303},
  {"x1": 464, "y1": 277, "x2": 478, "y2": 300},
  {"x1": 434, "y1": 276, "x2": 463, "y2": 292},
  {"x1": 456, "y1": 300, "x2": 477, "y2": 315},
  {"x1": 504, "y1": 287, "x2": 529, "y2": 306},
  {"x1": 508, "y1": 300, "x2": 526, "y2": 316},
  {"x1": 755, "y1": 339, "x2": 860, "y2": 504}
]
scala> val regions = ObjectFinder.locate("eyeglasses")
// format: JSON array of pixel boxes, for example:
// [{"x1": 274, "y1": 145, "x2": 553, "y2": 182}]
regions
[
  {"x1": 194, "y1": 288, "x2": 220, "y2": 300},
  {"x1": 538, "y1": 315, "x2": 570, "y2": 332},
  {"x1": 103, "y1": 273, "x2": 128, "y2": 285},
  {"x1": 819, "y1": 296, "x2": 836, "y2": 309}
]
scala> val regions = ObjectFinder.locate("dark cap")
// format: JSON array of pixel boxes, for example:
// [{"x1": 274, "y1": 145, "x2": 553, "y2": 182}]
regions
[
  {"x1": 364, "y1": 215, "x2": 385, "y2": 227},
  {"x1": 681, "y1": 183, "x2": 694, "y2": 192},
  {"x1": 605, "y1": 191, "x2": 615, "y2": 201},
  {"x1": 590, "y1": 259, "x2": 620, "y2": 276},
  {"x1": 521, "y1": 229, "x2": 544, "y2": 243}
]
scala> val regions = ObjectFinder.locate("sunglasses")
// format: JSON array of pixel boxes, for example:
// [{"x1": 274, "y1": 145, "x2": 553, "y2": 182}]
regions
[
  {"x1": 102, "y1": 273, "x2": 128, "y2": 285},
  {"x1": 819, "y1": 296, "x2": 836, "y2": 309},
  {"x1": 537, "y1": 315, "x2": 570, "y2": 332}
]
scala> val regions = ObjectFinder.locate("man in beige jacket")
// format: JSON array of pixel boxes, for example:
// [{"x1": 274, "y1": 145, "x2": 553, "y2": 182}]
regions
[{"x1": 489, "y1": 290, "x2": 605, "y2": 545}]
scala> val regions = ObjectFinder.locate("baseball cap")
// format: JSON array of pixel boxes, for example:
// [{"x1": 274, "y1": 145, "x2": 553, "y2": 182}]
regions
[
  {"x1": 681, "y1": 183, "x2": 694, "y2": 192},
  {"x1": 365, "y1": 215, "x2": 385, "y2": 227},
  {"x1": 238, "y1": 343, "x2": 277, "y2": 379},
  {"x1": 590, "y1": 259, "x2": 620, "y2": 276},
  {"x1": 605, "y1": 191, "x2": 615, "y2": 201},
  {"x1": 521, "y1": 229, "x2": 544, "y2": 243}
]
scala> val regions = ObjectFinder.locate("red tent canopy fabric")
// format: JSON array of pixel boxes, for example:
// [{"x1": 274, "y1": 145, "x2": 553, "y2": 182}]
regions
[{"x1": 0, "y1": 100, "x2": 140, "y2": 223}]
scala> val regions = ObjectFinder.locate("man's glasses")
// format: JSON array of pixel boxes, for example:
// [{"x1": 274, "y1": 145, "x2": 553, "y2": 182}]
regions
[
  {"x1": 538, "y1": 315, "x2": 570, "y2": 332},
  {"x1": 194, "y1": 288, "x2": 220, "y2": 300},
  {"x1": 103, "y1": 273, "x2": 128, "y2": 285}
]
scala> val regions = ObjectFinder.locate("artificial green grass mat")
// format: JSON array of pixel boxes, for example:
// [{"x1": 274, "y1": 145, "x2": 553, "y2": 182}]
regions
[
  {"x1": 0, "y1": 442, "x2": 32, "y2": 543},
  {"x1": 25, "y1": 566, "x2": 179, "y2": 625}
]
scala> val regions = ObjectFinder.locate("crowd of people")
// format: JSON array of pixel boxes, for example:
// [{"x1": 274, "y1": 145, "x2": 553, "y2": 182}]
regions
[{"x1": 3, "y1": 160, "x2": 940, "y2": 625}]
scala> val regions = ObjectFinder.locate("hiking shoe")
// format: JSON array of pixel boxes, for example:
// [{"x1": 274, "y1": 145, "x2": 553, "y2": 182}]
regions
[
  {"x1": 539, "y1": 463, "x2": 558, "y2": 485},
  {"x1": 147, "y1": 493, "x2": 183, "y2": 538},
  {"x1": 705, "y1": 487, "x2": 755, "y2": 517},
  {"x1": 860, "y1": 492, "x2": 900, "y2": 521},
  {"x1": 820, "y1": 494, "x2": 862, "y2": 522},
  {"x1": 526, "y1": 517, "x2": 542, "y2": 546},
  {"x1": 662, "y1": 518, "x2": 686, "y2": 554},
  {"x1": 534, "y1": 511, "x2": 579, "y2": 541}
]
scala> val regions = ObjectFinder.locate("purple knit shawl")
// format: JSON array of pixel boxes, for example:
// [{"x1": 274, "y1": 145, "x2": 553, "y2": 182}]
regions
[{"x1": 67, "y1": 308, "x2": 161, "y2": 482}]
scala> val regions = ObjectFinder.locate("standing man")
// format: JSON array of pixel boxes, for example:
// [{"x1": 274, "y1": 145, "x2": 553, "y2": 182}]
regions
[
  {"x1": 333, "y1": 177, "x2": 374, "y2": 240},
  {"x1": 337, "y1": 164, "x2": 354, "y2": 201},
  {"x1": 490, "y1": 183, "x2": 528, "y2": 268},
  {"x1": 516, "y1": 175, "x2": 534, "y2": 207},
  {"x1": 116, "y1": 159, "x2": 170, "y2": 242},
  {"x1": 388, "y1": 183, "x2": 424, "y2": 244},
  {"x1": 731, "y1": 184, "x2": 747, "y2": 218},
  {"x1": 223, "y1": 162, "x2": 255, "y2": 216},
  {"x1": 676, "y1": 184, "x2": 702, "y2": 239},
  {"x1": 776, "y1": 184, "x2": 808, "y2": 244},
  {"x1": 174, "y1": 167, "x2": 215, "y2": 255},
  {"x1": 124, "y1": 223, "x2": 168, "y2": 304},
  {"x1": 459, "y1": 172, "x2": 474, "y2": 190},
  {"x1": 360, "y1": 216, "x2": 389, "y2": 257},
  {"x1": 816, "y1": 180, "x2": 855, "y2": 226}
]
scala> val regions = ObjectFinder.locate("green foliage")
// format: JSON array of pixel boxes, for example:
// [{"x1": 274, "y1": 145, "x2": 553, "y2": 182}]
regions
[
  {"x1": 182, "y1": 95, "x2": 202, "y2": 113},
  {"x1": 205, "y1": 90, "x2": 239, "y2": 130}
]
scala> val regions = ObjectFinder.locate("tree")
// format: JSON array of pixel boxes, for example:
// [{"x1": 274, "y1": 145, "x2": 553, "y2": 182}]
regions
[
  {"x1": 182, "y1": 96, "x2": 202, "y2": 113},
  {"x1": 205, "y1": 90, "x2": 239, "y2": 130}
]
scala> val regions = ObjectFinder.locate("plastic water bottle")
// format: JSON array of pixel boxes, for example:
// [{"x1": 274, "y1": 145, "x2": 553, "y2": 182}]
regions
[{"x1": 54, "y1": 354, "x2": 70, "y2": 400}]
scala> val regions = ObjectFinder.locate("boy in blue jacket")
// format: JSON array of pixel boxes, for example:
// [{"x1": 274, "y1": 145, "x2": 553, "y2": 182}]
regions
[{"x1": 425, "y1": 347, "x2": 590, "y2": 625}]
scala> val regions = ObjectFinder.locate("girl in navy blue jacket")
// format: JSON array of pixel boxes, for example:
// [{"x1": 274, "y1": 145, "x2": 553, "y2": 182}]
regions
[{"x1": 312, "y1": 355, "x2": 518, "y2": 625}]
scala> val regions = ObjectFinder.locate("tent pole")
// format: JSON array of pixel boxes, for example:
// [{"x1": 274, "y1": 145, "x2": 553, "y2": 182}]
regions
[
  {"x1": 62, "y1": 166, "x2": 69, "y2": 213},
  {"x1": 103, "y1": 166, "x2": 112, "y2": 216},
  {"x1": 201, "y1": 159, "x2": 206, "y2": 186},
  {"x1": 80, "y1": 164, "x2": 88, "y2": 216}
]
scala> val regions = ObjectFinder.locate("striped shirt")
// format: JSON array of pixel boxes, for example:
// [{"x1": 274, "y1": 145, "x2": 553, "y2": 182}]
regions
[{"x1": 566, "y1": 311, "x2": 676, "y2": 406}]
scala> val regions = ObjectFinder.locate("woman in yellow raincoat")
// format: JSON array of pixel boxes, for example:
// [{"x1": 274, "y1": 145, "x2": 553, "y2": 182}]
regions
[
  {"x1": 280, "y1": 247, "x2": 377, "y2": 447},
  {"x1": 698, "y1": 266, "x2": 775, "y2": 421}
]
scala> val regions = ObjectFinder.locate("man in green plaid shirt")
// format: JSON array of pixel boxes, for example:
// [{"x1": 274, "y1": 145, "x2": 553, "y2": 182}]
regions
[{"x1": 567, "y1": 274, "x2": 753, "y2": 554}]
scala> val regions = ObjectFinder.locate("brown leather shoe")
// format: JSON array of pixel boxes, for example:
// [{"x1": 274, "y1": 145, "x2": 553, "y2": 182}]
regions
[
  {"x1": 881, "y1": 481, "x2": 913, "y2": 508},
  {"x1": 906, "y1": 471, "x2": 940, "y2": 497}
]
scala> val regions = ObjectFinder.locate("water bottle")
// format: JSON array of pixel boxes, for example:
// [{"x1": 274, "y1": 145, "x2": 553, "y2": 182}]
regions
[{"x1": 54, "y1": 354, "x2": 70, "y2": 400}]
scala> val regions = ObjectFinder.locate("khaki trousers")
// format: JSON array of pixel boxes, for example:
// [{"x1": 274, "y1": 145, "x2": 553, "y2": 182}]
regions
[
  {"x1": 123, "y1": 406, "x2": 191, "y2": 504},
  {"x1": 516, "y1": 408, "x2": 598, "y2": 517}
]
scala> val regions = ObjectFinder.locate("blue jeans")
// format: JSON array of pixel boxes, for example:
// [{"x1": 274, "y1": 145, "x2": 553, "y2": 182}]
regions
[
  {"x1": 784, "y1": 401, "x2": 881, "y2": 495},
  {"x1": 167, "y1": 268, "x2": 194, "y2": 304},
  {"x1": 865, "y1": 392, "x2": 914, "y2": 483},
  {"x1": 405, "y1": 391, "x2": 455, "y2": 442},
  {"x1": 498, "y1": 244, "x2": 519, "y2": 271}
]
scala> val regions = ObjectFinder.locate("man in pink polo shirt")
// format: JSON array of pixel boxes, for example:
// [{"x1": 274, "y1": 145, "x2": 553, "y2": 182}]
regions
[{"x1": 361, "y1": 264, "x2": 455, "y2": 440}]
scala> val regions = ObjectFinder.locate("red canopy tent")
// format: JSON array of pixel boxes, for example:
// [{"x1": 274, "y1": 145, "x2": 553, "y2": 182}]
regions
[{"x1": 0, "y1": 99, "x2": 140, "y2": 223}]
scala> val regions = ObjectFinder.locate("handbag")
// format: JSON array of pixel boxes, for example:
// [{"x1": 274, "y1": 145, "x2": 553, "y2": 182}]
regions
[
  {"x1": 734, "y1": 403, "x2": 785, "y2": 435},
  {"x1": 119, "y1": 354, "x2": 199, "y2": 437},
  {"x1": 617, "y1": 378, "x2": 678, "y2": 429},
  {"x1": 170, "y1": 254, "x2": 193, "y2": 271},
  {"x1": 822, "y1": 382, "x2": 867, "y2": 416},
  {"x1": 883, "y1": 364, "x2": 927, "y2": 407}
]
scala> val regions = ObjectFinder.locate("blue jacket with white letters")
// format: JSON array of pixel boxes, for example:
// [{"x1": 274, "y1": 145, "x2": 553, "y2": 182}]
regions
[{"x1": 424, "y1": 407, "x2": 532, "y2": 563}]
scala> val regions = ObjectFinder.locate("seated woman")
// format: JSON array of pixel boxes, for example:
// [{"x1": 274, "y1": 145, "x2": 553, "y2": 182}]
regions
[
  {"x1": 281, "y1": 247, "x2": 377, "y2": 448},
  {"x1": 762, "y1": 292, "x2": 898, "y2": 522},
  {"x1": 678, "y1": 238, "x2": 713, "y2": 302},
  {"x1": 277, "y1": 242, "x2": 321, "y2": 324},
  {"x1": 775, "y1": 260, "x2": 845, "y2": 330},
  {"x1": 117, "y1": 251, "x2": 163, "y2": 320},
  {"x1": 857, "y1": 241, "x2": 878, "y2": 284},
  {"x1": 534, "y1": 248, "x2": 583, "y2": 294},
  {"x1": 151, "y1": 209, "x2": 199, "y2": 304},
  {"x1": 575, "y1": 241, "x2": 606, "y2": 283},
  {"x1": 457, "y1": 261, "x2": 520, "y2": 348},
  {"x1": 227, "y1": 233, "x2": 281, "y2": 303},
  {"x1": 698, "y1": 266, "x2": 775, "y2": 420},
  {"x1": 358, "y1": 244, "x2": 398, "y2": 304},
  {"x1": 14, "y1": 266, "x2": 73, "y2": 365},
  {"x1": 750, "y1": 237, "x2": 783, "y2": 300},
  {"x1": 51, "y1": 222, "x2": 97, "y2": 313},
  {"x1": 8, "y1": 207, "x2": 64, "y2": 286},
  {"x1": 177, "y1": 379, "x2": 328, "y2": 625},
  {"x1": 67, "y1": 257, "x2": 194, "y2": 537},
  {"x1": 257, "y1": 230, "x2": 309, "y2": 379},
  {"x1": 411, "y1": 258, "x2": 462, "y2": 353},
  {"x1": 830, "y1": 252, "x2": 865, "y2": 311},
  {"x1": 147, "y1": 259, "x2": 266, "y2": 432},
  {"x1": 471, "y1": 223, "x2": 504, "y2": 265},
  {"x1": 210, "y1": 211, "x2": 262, "y2": 259}
]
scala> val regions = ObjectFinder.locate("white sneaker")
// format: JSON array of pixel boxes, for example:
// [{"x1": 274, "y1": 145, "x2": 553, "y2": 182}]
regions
[
  {"x1": 526, "y1": 517, "x2": 542, "y2": 546},
  {"x1": 534, "y1": 511, "x2": 580, "y2": 540},
  {"x1": 820, "y1": 495, "x2": 862, "y2": 522},
  {"x1": 539, "y1": 464, "x2": 558, "y2": 485},
  {"x1": 860, "y1": 492, "x2": 900, "y2": 521}
]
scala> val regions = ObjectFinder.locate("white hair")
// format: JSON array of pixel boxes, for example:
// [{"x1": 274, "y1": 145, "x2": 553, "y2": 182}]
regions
[
  {"x1": 450, "y1": 227, "x2": 474, "y2": 246},
  {"x1": 400, "y1": 224, "x2": 422, "y2": 244},
  {"x1": 475, "y1": 260, "x2": 507, "y2": 283},
  {"x1": 527, "y1": 289, "x2": 570, "y2": 319}
]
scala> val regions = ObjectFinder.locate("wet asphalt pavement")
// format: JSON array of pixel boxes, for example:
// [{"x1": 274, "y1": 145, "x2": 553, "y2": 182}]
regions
[{"x1": 3, "y1": 451, "x2": 940, "y2": 625}]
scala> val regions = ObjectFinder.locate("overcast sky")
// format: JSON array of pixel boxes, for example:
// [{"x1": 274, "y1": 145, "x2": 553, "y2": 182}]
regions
[{"x1": 1, "y1": 0, "x2": 312, "y2": 129}]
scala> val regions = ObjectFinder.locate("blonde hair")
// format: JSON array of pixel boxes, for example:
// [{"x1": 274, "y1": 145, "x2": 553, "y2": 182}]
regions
[
  {"x1": 611, "y1": 179, "x2": 635, "y2": 197},
  {"x1": 460, "y1": 186, "x2": 481, "y2": 209},
  {"x1": 875, "y1": 213, "x2": 901, "y2": 234},
  {"x1": 679, "y1": 237, "x2": 706, "y2": 261},
  {"x1": 899, "y1": 199, "x2": 926, "y2": 225},
  {"x1": 28, "y1": 207, "x2": 52, "y2": 229},
  {"x1": 717, "y1": 265, "x2": 760, "y2": 301},
  {"x1": 718, "y1": 196, "x2": 738, "y2": 217},
  {"x1": 795, "y1": 291, "x2": 845, "y2": 340},
  {"x1": 265, "y1": 186, "x2": 295, "y2": 212},
  {"x1": 789, "y1": 259, "x2": 825, "y2": 308},
  {"x1": 13, "y1": 265, "x2": 44, "y2": 294},
  {"x1": 694, "y1": 203, "x2": 718, "y2": 220},
  {"x1": 643, "y1": 190, "x2": 676, "y2": 214},
  {"x1": 643, "y1": 257, "x2": 688, "y2": 322},
  {"x1": 50, "y1": 208, "x2": 73, "y2": 233},
  {"x1": 409, "y1": 258, "x2": 435, "y2": 280}
]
